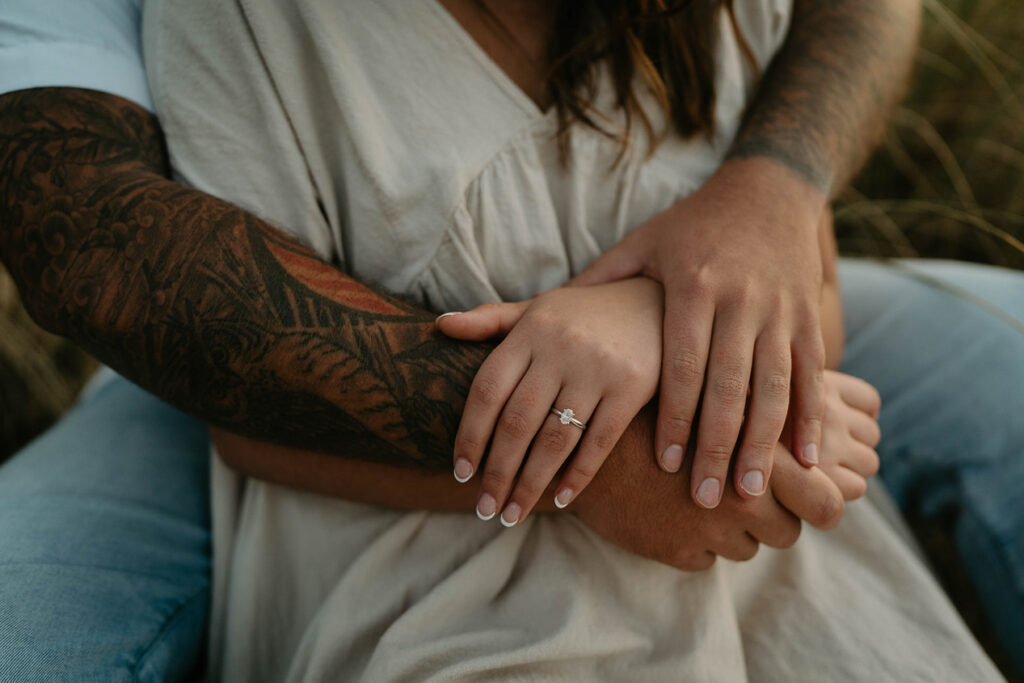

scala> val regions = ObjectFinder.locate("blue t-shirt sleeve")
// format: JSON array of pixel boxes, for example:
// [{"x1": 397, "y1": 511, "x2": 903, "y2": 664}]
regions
[{"x1": 0, "y1": 0, "x2": 152, "y2": 111}]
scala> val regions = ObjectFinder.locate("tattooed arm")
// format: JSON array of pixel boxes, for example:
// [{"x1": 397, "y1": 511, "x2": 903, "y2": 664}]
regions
[
  {"x1": 729, "y1": 0, "x2": 922, "y2": 195},
  {"x1": 0, "y1": 87, "x2": 489, "y2": 470}
]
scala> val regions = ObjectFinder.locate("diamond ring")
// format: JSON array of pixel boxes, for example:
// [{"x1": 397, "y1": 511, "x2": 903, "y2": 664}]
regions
[{"x1": 551, "y1": 407, "x2": 587, "y2": 430}]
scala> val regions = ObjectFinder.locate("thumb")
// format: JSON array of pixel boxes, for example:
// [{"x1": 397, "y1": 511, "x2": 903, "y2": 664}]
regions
[
  {"x1": 435, "y1": 301, "x2": 530, "y2": 341},
  {"x1": 569, "y1": 238, "x2": 645, "y2": 287}
]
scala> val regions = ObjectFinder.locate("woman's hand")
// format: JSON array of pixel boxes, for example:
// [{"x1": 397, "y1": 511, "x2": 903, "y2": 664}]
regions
[
  {"x1": 812, "y1": 370, "x2": 882, "y2": 500},
  {"x1": 436, "y1": 277, "x2": 664, "y2": 526},
  {"x1": 569, "y1": 158, "x2": 829, "y2": 509}
]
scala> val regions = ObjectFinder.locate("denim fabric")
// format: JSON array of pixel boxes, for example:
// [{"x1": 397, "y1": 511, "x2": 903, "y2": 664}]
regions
[
  {"x1": 840, "y1": 258, "x2": 1024, "y2": 675},
  {"x1": 0, "y1": 376, "x2": 209, "y2": 682}
]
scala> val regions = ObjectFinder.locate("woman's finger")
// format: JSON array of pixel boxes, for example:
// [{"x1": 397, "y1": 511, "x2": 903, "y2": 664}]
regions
[
  {"x1": 834, "y1": 372, "x2": 882, "y2": 419},
  {"x1": 551, "y1": 394, "x2": 636, "y2": 510},
  {"x1": 474, "y1": 368, "x2": 559, "y2": 521},
  {"x1": 436, "y1": 301, "x2": 530, "y2": 341},
  {"x1": 499, "y1": 391, "x2": 598, "y2": 526},
  {"x1": 790, "y1": 323, "x2": 827, "y2": 467},
  {"x1": 845, "y1": 403, "x2": 882, "y2": 448},
  {"x1": 654, "y1": 288, "x2": 714, "y2": 473},
  {"x1": 692, "y1": 311, "x2": 756, "y2": 509},
  {"x1": 733, "y1": 329, "x2": 791, "y2": 499},
  {"x1": 453, "y1": 345, "x2": 530, "y2": 483},
  {"x1": 827, "y1": 466, "x2": 869, "y2": 502},
  {"x1": 834, "y1": 441, "x2": 880, "y2": 479}
]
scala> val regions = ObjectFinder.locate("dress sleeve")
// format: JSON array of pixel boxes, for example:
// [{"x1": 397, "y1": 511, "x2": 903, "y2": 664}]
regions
[{"x1": 0, "y1": 0, "x2": 152, "y2": 111}]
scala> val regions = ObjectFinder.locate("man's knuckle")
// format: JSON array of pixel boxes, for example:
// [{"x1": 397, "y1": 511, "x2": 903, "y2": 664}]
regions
[
  {"x1": 668, "y1": 350, "x2": 705, "y2": 387},
  {"x1": 664, "y1": 413, "x2": 694, "y2": 435},
  {"x1": 712, "y1": 373, "x2": 748, "y2": 402},
  {"x1": 700, "y1": 443, "x2": 735, "y2": 465},
  {"x1": 745, "y1": 437, "x2": 777, "y2": 456},
  {"x1": 759, "y1": 373, "x2": 791, "y2": 401}
]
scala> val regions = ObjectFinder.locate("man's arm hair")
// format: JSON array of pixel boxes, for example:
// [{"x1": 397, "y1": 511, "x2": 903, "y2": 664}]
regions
[
  {"x1": 0, "y1": 87, "x2": 489, "y2": 469},
  {"x1": 728, "y1": 0, "x2": 922, "y2": 196}
]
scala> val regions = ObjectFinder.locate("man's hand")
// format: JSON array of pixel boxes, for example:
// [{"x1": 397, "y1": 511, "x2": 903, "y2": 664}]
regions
[
  {"x1": 570, "y1": 404, "x2": 846, "y2": 571},
  {"x1": 571, "y1": 158, "x2": 827, "y2": 511}
]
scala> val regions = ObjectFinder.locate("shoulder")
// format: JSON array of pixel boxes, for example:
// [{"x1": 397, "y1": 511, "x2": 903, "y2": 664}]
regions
[{"x1": 0, "y1": 0, "x2": 152, "y2": 111}]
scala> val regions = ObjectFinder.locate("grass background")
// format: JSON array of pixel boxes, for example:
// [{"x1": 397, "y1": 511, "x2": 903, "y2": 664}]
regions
[{"x1": 0, "y1": 0, "x2": 1021, "y2": 676}]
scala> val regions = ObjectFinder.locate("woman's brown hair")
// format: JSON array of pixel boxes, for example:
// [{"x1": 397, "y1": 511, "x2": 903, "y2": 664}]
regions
[{"x1": 547, "y1": 0, "x2": 754, "y2": 157}]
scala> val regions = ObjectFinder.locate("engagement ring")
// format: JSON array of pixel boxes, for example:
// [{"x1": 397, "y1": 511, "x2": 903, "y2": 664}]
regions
[{"x1": 551, "y1": 407, "x2": 587, "y2": 430}]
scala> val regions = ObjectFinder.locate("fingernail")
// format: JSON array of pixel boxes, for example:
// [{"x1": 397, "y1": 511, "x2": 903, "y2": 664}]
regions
[
  {"x1": 434, "y1": 312, "x2": 462, "y2": 324},
  {"x1": 453, "y1": 458, "x2": 474, "y2": 483},
  {"x1": 740, "y1": 470, "x2": 765, "y2": 496},
  {"x1": 500, "y1": 502, "x2": 521, "y2": 528},
  {"x1": 661, "y1": 444, "x2": 684, "y2": 473},
  {"x1": 696, "y1": 478, "x2": 721, "y2": 509},
  {"x1": 554, "y1": 488, "x2": 574, "y2": 509},
  {"x1": 476, "y1": 493, "x2": 497, "y2": 521},
  {"x1": 804, "y1": 443, "x2": 819, "y2": 465}
]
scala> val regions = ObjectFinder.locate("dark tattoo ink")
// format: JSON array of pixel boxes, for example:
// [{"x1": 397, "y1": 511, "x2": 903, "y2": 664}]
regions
[
  {"x1": 728, "y1": 0, "x2": 920, "y2": 195},
  {"x1": 0, "y1": 88, "x2": 489, "y2": 469}
]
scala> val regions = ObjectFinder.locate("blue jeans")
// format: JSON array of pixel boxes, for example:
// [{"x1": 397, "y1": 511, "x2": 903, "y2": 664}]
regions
[{"x1": 0, "y1": 259, "x2": 1021, "y2": 680}]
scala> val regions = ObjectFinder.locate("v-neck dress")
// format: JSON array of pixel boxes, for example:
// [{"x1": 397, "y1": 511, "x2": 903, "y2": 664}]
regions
[{"x1": 141, "y1": 1, "x2": 1001, "y2": 680}]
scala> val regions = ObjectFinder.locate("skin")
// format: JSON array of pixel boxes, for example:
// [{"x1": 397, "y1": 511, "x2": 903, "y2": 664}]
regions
[
  {"x1": 551, "y1": 0, "x2": 921, "y2": 509},
  {"x1": 0, "y1": 87, "x2": 859, "y2": 569},
  {"x1": 0, "y1": 87, "x2": 488, "y2": 467},
  {"x1": 439, "y1": 208, "x2": 843, "y2": 523},
  {"x1": 211, "y1": 368, "x2": 882, "y2": 570},
  {"x1": 440, "y1": 0, "x2": 901, "y2": 517},
  {"x1": 0, "y1": 0, "x2": 907, "y2": 566}
]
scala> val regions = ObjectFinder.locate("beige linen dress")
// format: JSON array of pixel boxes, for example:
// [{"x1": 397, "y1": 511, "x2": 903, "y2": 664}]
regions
[{"x1": 142, "y1": 0, "x2": 1003, "y2": 680}]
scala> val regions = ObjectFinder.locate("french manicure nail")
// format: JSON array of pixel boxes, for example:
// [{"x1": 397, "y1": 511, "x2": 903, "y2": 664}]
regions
[
  {"x1": 554, "y1": 488, "x2": 574, "y2": 509},
  {"x1": 696, "y1": 478, "x2": 721, "y2": 509},
  {"x1": 453, "y1": 458, "x2": 474, "y2": 483},
  {"x1": 804, "y1": 443, "x2": 819, "y2": 465},
  {"x1": 500, "y1": 502, "x2": 521, "y2": 528},
  {"x1": 476, "y1": 493, "x2": 497, "y2": 521},
  {"x1": 661, "y1": 444, "x2": 684, "y2": 473},
  {"x1": 434, "y1": 311, "x2": 462, "y2": 324},
  {"x1": 740, "y1": 470, "x2": 765, "y2": 496}
]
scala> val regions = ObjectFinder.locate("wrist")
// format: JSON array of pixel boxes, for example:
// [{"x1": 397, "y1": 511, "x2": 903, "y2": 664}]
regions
[{"x1": 710, "y1": 156, "x2": 828, "y2": 225}]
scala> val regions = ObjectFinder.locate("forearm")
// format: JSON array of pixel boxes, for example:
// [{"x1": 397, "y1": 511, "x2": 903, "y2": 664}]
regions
[
  {"x1": 210, "y1": 426, "x2": 559, "y2": 513},
  {"x1": 729, "y1": 0, "x2": 921, "y2": 196},
  {"x1": 0, "y1": 88, "x2": 488, "y2": 468}
]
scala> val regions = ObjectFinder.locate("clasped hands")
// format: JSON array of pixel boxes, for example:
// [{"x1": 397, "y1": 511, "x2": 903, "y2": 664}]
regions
[{"x1": 437, "y1": 160, "x2": 881, "y2": 569}]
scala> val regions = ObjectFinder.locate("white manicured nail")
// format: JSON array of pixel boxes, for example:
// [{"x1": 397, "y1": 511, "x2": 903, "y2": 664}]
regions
[
  {"x1": 500, "y1": 502, "x2": 521, "y2": 528},
  {"x1": 554, "y1": 488, "x2": 574, "y2": 509},
  {"x1": 453, "y1": 458, "x2": 473, "y2": 483},
  {"x1": 435, "y1": 312, "x2": 462, "y2": 324},
  {"x1": 804, "y1": 443, "x2": 819, "y2": 465},
  {"x1": 476, "y1": 493, "x2": 496, "y2": 521}
]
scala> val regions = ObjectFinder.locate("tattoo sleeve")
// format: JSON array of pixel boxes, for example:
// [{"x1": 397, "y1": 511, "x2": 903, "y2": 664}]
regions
[
  {"x1": 728, "y1": 0, "x2": 922, "y2": 195},
  {"x1": 0, "y1": 88, "x2": 489, "y2": 469}
]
